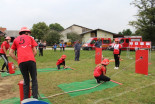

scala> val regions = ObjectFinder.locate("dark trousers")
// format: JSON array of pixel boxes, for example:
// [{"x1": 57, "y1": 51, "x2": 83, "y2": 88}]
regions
[
  {"x1": 63, "y1": 47, "x2": 65, "y2": 51},
  {"x1": 57, "y1": 61, "x2": 65, "y2": 70},
  {"x1": 95, "y1": 74, "x2": 110, "y2": 83},
  {"x1": 114, "y1": 54, "x2": 120, "y2": 67},
  {"x1": 54, "y1": 48, "x2": 56, "y2": 52},
  {"x1": 75, "y1": 50, "x2": 80, "y2": 61},
  {"x1": 39, "y1": 48, "x2": 43, "y2": 56},
  {"x1": 19, "y1": 61, "x2": 38, "y2": 99},
  {"x1": 60, "y1": 47, "x2": 62, "y2": 52},
  {"x1": 0, "y1": 53, "x2": 9, "y2": 72}
]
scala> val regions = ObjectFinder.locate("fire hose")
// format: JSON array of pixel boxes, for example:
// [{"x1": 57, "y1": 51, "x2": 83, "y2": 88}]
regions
[{"x1": 38, "y1": 81, "x2": 104, "y2": 99}]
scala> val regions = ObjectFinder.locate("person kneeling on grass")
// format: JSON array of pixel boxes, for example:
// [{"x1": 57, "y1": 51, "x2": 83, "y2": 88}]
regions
[
  {"x1": 56, "y1": 55, "x2": 67, "y2": 70},
  {"x1": 94, "y1": 58, "x2": 110, "y2": 83}
]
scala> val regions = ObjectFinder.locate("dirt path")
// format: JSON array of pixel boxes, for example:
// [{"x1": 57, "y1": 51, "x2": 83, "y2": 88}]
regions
[{"x1": 0, "y1": 74, "x2": 21, "y2": 101}]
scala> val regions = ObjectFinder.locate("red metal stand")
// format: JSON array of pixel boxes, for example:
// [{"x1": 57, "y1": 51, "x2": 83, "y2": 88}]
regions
[
  {"x1": 135, "y1": 50, "x2": 148, "y2": 75},
  {"x1": 95, "y1": 48, "x2": 102, "y2": 64}
]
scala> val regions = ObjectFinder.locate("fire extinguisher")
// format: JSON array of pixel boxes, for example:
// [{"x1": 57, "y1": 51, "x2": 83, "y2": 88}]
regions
[
  {"x1": 18, "y1": 80, "x2": 31, "y2": 104},
  {"x1": 8, "y1": 62, "x2": 16, "y2": 74}
]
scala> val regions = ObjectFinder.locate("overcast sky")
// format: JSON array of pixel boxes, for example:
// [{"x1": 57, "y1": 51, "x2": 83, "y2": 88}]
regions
[{"x1": 0, "y1": 0, "x2": 137, "y2": 33}]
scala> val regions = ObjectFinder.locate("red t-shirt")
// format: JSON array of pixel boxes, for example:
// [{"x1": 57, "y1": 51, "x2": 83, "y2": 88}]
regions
[
  {"x1": 113, "y1": 44, "x2": 121, "y2": 54},
  {"x1": 0, "y1": 41, "x2": 10, "y2": 54},
  {"x1": 94, "y1": 66, "x2": 106, "y2": 77},
  {"x1": 56, "y1": 58, "x2": 65, "y2": 65},
  {"x1": 11, "y1": 35, "x2": 37, "y2": 65}
]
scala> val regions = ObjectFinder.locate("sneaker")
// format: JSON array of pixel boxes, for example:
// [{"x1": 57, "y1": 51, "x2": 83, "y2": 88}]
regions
[
  {"x1": 114, "y1": 67, "x2": 117, "y2": 69},
  {"x1": 0, "y1": 70, "x2": 5, "y2": 72},
  {"x1": 116, "y1": 67, "x2": 119, "y2": 70},
  {"x1": 96, "y1": 79, "x2": 100, "y2": 83}
]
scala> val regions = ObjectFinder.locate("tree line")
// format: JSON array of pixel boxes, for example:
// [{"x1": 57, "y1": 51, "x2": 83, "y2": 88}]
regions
[
  {"x1": 31, "y1": 0, "x2": 155, "y2": 46},
  {"x1": 31, "y1": 22, "x2": 81, "y2": 46},
  {"x1": 119, "y1": 0, "x2": 155, "y2": 45}
]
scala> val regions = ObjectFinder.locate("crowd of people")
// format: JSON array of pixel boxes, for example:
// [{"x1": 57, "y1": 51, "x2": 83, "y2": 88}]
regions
[{"x1": 0, "y1": 27, "x2": 122, "y2": 100}]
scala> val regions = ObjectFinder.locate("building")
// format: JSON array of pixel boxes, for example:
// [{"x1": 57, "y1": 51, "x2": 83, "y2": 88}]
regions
[
  {"x1": 0, "y1": 28, "x2": 6, "y2": 36},
  {"x1": 81, "y1": 29, "x2": 118, "y2": 43},
  {"x1": 5, "y1": 30, "x2": 19, "y2": 42},
  {"x1": 60, "y1": 24, "x2": 92, "y2": 42},
  {"x1": 61, "y1": 24, "x2": 122, "y2": 43}
]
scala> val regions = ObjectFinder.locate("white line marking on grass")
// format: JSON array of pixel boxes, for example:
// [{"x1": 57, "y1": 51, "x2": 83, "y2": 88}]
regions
[{"x1": 94, "y1": 82, "x2": 155, "y2": 104}]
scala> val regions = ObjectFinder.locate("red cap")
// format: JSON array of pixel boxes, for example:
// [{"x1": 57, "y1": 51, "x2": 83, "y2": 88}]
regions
[
  {"x1": 19, "y1": 27, "x2": 31, "y2": 35},
  {"x1": 115, "y1": 38, "x2": 119, "y2": 42},
  {"x1": 101, "y1": 58, "x2": 109, "y2": 65},
  {"x1": 5, "y1": 36, "x2": 11, "y2": 40},
  {"x1": 61, "y1": 55, "x2": 66, "y2": 59}
]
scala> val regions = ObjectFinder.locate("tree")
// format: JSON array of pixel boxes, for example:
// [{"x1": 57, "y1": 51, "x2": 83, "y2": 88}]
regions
[
  {"x1": 129, "y1": 0, "x2": 155, "y2": 45},
  {"x1": 49, "y1": 23, "x2": 64, "y2": 32},
  {"x1": 31, "y1": 22, "x2": 49, "y2": 40},
  {"x1": 67, "y1": 32, "x2": 81, "y2": 43},
  {"x1": 118, "y1": 29, "x2": 133, "y2": 36},
  {"x1": 43, "y1": 30, "x2": 62, "y2": 46}
]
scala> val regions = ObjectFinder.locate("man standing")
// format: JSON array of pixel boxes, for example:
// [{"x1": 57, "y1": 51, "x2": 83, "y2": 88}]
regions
[
  {"x1": 9, "y1": 27, "x2": 38, "y2": 99},
  {"x1": 74, "y1": 40, "x2": 81, "y2": 61},
  {"x1": 38, "y1": 40, "x2": 44, "y2": 56},
  {"x1": 95, "y1": 38, "x2": 102, "y2": 48}
]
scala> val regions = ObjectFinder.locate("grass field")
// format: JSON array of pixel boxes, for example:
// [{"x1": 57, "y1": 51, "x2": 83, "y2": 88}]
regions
[{"x1": 0, "y1": 49, "x2": 155, "y2": 104}]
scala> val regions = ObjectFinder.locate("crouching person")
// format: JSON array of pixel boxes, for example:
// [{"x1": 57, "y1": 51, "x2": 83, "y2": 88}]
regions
[
  {"x1": 56, "y1": 55, "x2": 67, "y2": 70},
  {"x1": 94, "y1": 58, "x2": 110, "y2": 83}
]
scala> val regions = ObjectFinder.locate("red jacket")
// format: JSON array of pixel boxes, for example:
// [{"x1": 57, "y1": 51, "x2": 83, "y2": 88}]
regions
[
  {"x1": 94, "y1": 66, "x2": 106, "y2": 77},
  {"x1": 56, "y1": 58, "x2": 65, "y2": 65},
  {"x1": 113, "y1": 44, "x2": 121, "y2": 54}
]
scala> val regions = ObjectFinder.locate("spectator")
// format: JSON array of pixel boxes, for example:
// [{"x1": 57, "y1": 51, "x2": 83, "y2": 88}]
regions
[
  {"x1": 53, "y1": 43, "x2": 57, "y2": 52},
  {"x1": 95, "y1": 38, "x2": 102, "y2": 48},
  {"x1": 59, "y1": 42, "x2": 63, "y2": 52},
  {"x1": 74, "y1": 40, "x2": 81, "y2": 61},
  {"x1": 38, "y1": 40, "x2": 44, "y2": 56}
]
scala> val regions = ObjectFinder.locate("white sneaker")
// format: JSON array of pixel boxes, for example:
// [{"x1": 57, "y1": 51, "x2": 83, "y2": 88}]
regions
[
  {"x1": 114, "y1": 67, "x2": 117, "y2": 69},
  {"x1": 116, "y1": 67, "x2": 119, "y2": 69}
]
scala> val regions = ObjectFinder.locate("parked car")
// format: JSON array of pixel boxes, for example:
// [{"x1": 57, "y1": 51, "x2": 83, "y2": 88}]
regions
[{"x1": 82, "y1": 37, "x2": 112, "y2": 50}]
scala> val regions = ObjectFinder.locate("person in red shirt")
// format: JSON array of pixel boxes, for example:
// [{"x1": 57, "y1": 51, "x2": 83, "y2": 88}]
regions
[
  {"x1": 56, "y1": 55, "x2": 67, "y2": 70},
  {"x1": 9, "y1": 27, "x2": 38, "y2": 99},
  {"x1": 113, "y1": 38, "x2": 122, "y2": 69},
  {"x1": 0, "y1": 36, "x2": 11, "y2": 73},
  {"x1": 94, "y1": 58, "x2": 110, "y2": 83}
]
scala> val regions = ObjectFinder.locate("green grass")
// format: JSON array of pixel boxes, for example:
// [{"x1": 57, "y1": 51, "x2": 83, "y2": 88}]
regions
[{"x1": 1, "y1": 50, "x2": 155, "y2": 104}]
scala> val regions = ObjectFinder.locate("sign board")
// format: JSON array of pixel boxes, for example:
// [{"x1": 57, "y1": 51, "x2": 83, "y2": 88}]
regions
[{"x1": 129, "y1": 41, "x2": 151, "y2": 49}]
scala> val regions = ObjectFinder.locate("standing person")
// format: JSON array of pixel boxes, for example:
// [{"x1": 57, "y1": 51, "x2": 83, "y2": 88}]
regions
[
  {"x1": 38, "y1": 40, "x2": 44, "y2": 56},
  {"x1": 43, "y1": 41, "x2": 46, "y2": 49},
  {"x1": 95, "y1": 38, "x2": 102, "y2": 48},
  {"x1": 59, "y1": 42, "x2": 63, "y2": 52},
  {"x1": 62, "y1": 42, "x2": 65, "y2": 51},
  {"x1": 113, "y1": 38, "x2": 122, "y2": 69},
  {"x1": 53, "y1": 43, "x2": 57, "y2": 52},
  {"x1": 9, "y1": 27, "x2": 38, "y2": 99},
  {"x1": 0, "y1": 36, "x2": 11, "y2": 73},
  {"x1": 94, "y1": 59, "x2": 110, "y2": 83},
  {"x1": 74, "y1": 40, "x2": 81, "y2": 61},
  {"x1": 56, "y1": 55, "x2": 67, "y2": 70}
]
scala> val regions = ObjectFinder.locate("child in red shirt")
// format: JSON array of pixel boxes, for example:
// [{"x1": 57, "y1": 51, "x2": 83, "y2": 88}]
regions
[
  {"x1": 56, "y1": 55, "x2": 67, "y2": 70},
  {"x1": 94, "y1": 58, "x2": 110, "y2": 83},
  {"x1": 113, "y1": 38, "x2": 122, "y2": 69},
  {"x1": 0, "y1": 36, "x2": 11, "y2": 73},
  {"x1": 9, "y1": 27, "x2": 38, "y2": 99}
]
